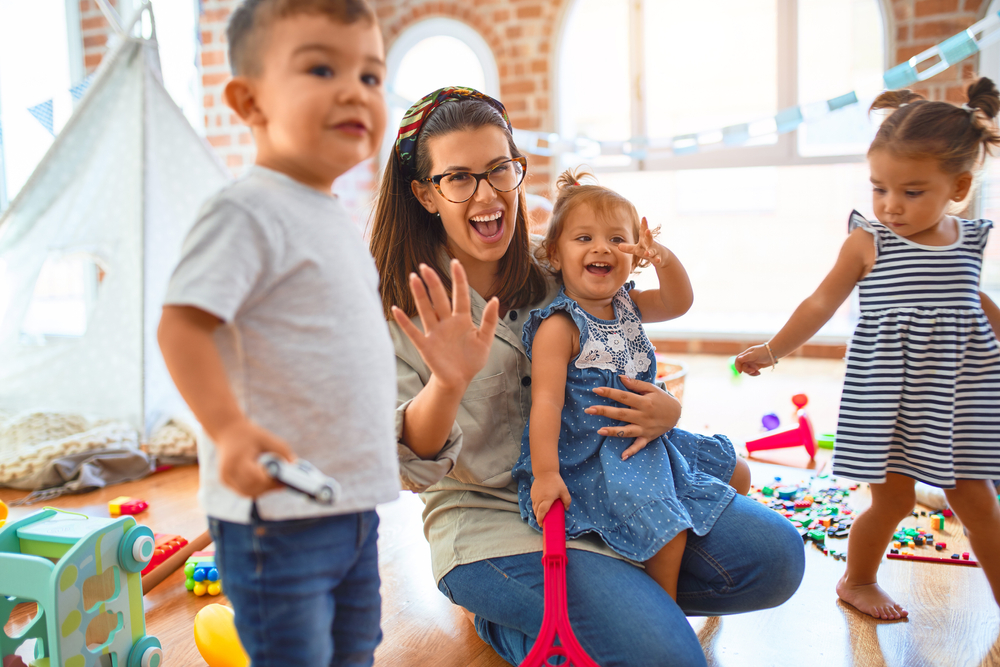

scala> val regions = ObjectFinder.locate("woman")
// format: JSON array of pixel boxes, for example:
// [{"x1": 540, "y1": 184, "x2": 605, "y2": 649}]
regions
[{"x1": 368, "y1": 87, "x2": 804, "y2": 666}]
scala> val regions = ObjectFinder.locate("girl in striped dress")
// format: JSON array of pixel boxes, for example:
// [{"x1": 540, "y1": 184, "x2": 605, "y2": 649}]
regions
[{"x1": 736, "y1": 78, "x2": 1000, "y2": 620}]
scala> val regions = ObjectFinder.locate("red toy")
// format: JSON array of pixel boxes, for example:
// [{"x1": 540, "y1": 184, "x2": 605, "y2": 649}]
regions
[
  {"x1": 745, "y1": 394, "x2": 816, "y2": 460},
  {"x1": 519, "y1": 502, "x2": 600, "y2": 667},
  {"x1": 141, "y1": 533, "x2": 189, "y2": 576},
  {"x1": 886, "y1": 552, "x2": 979, "y2": 567},
  {"x1": 108, "y1": 496, "x2": 148, "y2": 516}
]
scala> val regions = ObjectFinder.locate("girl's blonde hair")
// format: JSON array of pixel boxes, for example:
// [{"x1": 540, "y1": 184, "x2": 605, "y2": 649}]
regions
[
  {"x1": 535, "y1": 167, "x2": 654, "y2": 280},
  {"x1": 868, "y1": 77, "x2": 1000, "y2": 176}
]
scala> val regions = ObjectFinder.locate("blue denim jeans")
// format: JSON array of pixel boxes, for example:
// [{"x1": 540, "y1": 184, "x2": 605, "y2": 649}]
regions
[
  {"x1": 209, "y1": 509, "x2": 382, "y2": 667},
  {"x1": 438, "y1": 494, "x2": 804, "y2": 667}
]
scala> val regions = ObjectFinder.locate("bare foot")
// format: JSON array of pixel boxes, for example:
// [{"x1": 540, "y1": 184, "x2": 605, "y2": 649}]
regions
[{"x1": 837, "y1": 574, "x2": 909, "y2": 620}]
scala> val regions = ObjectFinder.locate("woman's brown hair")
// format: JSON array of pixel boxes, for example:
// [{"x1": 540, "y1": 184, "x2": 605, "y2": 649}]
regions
[
  {"x1": 868, "y1": 77, "x2": 1000, "y2": 175},
  {"x1": 368, "y1": 98, "x2": 547, "y2": 318},
  {"x1": 535, "y1": 167, "x2": 653, "y2": 281}
]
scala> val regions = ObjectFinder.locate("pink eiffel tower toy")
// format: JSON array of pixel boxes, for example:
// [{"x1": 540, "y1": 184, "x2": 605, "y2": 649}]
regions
[{"x1": 519, "y1": 502, "x2": 601, "y2": 667}]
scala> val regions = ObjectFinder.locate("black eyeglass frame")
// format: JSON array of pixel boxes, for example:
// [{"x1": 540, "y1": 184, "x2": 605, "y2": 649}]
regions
[{"x1": 419, "y1": 156, "x2": 528, "y2": 203}]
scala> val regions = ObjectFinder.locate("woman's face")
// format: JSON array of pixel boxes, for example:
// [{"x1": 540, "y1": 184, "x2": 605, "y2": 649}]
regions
[{"x1": 412, "y1": 125, "x2": 520, "y2": 272}]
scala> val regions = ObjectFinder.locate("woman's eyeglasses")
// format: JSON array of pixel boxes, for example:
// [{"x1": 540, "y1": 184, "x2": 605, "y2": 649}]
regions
[{"x1": 419, "y1": 156, "x2": 527, "y2": 204}]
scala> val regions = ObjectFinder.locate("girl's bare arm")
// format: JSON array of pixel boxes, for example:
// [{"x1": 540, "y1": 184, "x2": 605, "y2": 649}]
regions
[
  {"x1": 736, "y1": 227, "x2": 875, "y2": 375},
  {"x1": 528, "y1": 313, "x2": 577, "y2": 522}
]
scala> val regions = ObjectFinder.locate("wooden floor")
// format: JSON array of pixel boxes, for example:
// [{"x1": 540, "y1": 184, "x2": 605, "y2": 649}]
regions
[{"x1": 2, "y1": 353, "x2": 999, "y2": 666}]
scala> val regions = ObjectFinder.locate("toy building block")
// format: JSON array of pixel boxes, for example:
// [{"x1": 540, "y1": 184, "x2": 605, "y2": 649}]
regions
[
  {"x1": 0, "y1": 500, "x2": 6, "y2": 529},
  {"x1": 0, "y1": 508, "x2": 161, "y2": 666},
  {"x1": 745, "y1": 394, "x2": 816, "y2": 460},
  {"x1": 140, "y1": 534, "x2": 189, "y2": 576},
  {"x1": 185, "y1": 552, "x2": 222, "y2": 596},
  {"x1": 109, "y1": 496, "x2": 148, "y2": 517}
]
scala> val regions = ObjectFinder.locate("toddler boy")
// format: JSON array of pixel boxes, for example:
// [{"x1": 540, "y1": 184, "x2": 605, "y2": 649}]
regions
[{"x1": 157, "y1": 1, "x2": 398, "y2": 664}]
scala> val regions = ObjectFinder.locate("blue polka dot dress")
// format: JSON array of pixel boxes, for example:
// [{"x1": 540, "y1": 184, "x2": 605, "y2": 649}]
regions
[{"x1": 511, "y1": 283, "x2": 738, "y2": 562}]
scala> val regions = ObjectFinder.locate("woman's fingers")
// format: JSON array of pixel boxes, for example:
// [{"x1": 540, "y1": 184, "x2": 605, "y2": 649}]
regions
[
  {"x1": 409, "y1": 272, "x2": 438, "y2": 329},
  {"x1": 391, "y1": 306, "x2": 424, "y2": 345},
  {"x1": 622, "y1": 437, "x2": 651, "y2": 460},
  {"x1": 598, "y1": 424, "x2": 639, "y2": 438},
  {"x1": 585, "y1": 404, "x2": 635, "y2": 422},
  {"x1": 591, "y1": 386, "x2": 643, "y2": 408},
  {"x1": 419, "y1": 263, "x2": 453, "y2": 321},
  {"x1": 449, "y1": 259, "x2": 471, "y2": 318},
  {"x1": 479, "y1": 296, "x2": 501, "y2": 341},
  {"x1": 618, "y1": 375, "x2": 656, "y2": 393}
]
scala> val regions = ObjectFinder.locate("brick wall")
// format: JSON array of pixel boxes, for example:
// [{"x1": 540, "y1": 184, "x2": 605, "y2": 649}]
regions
[
  {"x1": 79, "y1": 0, "x2": 117, "y2": 74},
  {"x1": 78, "y1": 0, "x2": 995, "y2": 193},
  {"x1": 889, "y1": 0, "x2": 986, "y2": 102}
]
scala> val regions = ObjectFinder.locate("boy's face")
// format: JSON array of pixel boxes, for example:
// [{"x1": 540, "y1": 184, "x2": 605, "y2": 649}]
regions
[{"x1": 244, "y1": 13, "x2": 387, "y2": 188}]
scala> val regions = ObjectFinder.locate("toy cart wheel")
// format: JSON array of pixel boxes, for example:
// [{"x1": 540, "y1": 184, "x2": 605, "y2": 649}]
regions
[
  {"x1": 317, "y1": 485, "x2": 335, "y2": 505},
  {"x1": 265, "y1": 460, "x2": 281, "y2": 477},
  {"x1": 128, "y1": 635, "x2": 163, "y2": 667},
  {"x1": 119, "y1": 524, "x2": 156, "y2": 573}
]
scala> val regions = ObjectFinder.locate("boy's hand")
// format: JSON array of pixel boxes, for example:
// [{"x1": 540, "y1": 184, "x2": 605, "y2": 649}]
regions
[
  {"x1": 618, "y1": 217, "x2": 667, "y2": 267},
  {"x1": 531, "y1": 471, "x2": 571, "y2": 524},
  {"x1": 735, "y1": 345, "x2": 773, "y2": 376},
  {"x1": 214, "y1": 419, "x2": 295, "y2": 498}
]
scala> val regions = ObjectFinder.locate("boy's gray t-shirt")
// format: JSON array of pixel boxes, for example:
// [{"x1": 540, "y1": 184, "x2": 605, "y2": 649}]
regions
[{"x1": 164, "y1": 166, "x2": 400, "y2": 523}]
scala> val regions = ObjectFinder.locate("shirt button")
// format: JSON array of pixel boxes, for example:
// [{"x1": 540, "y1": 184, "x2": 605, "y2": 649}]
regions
[
  {"x1": 521, "y1": 376, "x2": 531, "y2": 386},
  {"x1": 510, "y1": 311, "x2": 518, "y2": 321}
]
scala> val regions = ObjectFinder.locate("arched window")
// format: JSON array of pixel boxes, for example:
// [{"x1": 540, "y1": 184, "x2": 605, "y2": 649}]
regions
[
  {"x1": 557, "y1": 0, "x2": 886, "y2": 338},
  {"x1": 977, "y1": 0, "x2": 1000, "y2": 297},
  {"x1": 383, "y1": 18, "x2": 500, "y2": 166}
]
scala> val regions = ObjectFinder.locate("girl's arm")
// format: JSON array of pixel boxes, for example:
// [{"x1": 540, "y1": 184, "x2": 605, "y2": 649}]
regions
[
  {"x1": 981, "y1": 291, "x2": 1000, "y2": 339},
  {"x1": 392, "y1": 260, "x2": 500, "y2": 459},
  {"x1": 619, "y1": 218, "x2": 694, "y2": 323},
  {"x1": 735, "y1": 227, "x2": 875, "y2": 375},
  {"x1": 158, "y1": 306, "x2": 291, "y2": 496},
  {"x1": 528, "y1": 312, "x2": 577, "y2": 523}
]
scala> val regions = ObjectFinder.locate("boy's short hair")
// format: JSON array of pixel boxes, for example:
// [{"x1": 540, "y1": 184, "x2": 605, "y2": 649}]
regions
[{"x1": 227, "y1": 0, "x2": 377, "y2": 77}]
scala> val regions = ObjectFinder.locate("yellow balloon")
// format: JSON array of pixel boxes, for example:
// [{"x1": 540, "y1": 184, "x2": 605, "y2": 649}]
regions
[{"x1": 194, "y1": 604, "x2": 249, "y2": 667}]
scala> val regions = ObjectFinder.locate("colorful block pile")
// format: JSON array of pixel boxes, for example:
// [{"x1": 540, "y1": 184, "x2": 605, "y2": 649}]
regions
[
  {"x1": 748, "y1": 475, "x2": 858, "y2": 560},
  {"x1": 185, "y1": 551, "x2": 222, "y2": 596}
]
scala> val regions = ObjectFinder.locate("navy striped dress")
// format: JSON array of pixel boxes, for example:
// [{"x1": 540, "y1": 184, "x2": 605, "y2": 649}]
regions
[{"x1": 833, "y1": 211, "x2": 1000, "y2": 488}]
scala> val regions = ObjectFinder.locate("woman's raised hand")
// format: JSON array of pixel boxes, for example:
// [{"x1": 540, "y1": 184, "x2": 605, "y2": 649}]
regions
[
  {"x1": 585, "y1": 375, "x2": 682, "y2": 460},
  {"x1": 392, "y1": 259, "x2": 500, "y2": 392}
]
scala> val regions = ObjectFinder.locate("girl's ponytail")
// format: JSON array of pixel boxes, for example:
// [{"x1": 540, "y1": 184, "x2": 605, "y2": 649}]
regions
[
  {"x1": 965, "y1": 78, "x2": 1000, "y2": 158},
  {"x1": 870, "y1": 88, "x2": 924, "y2": 114}
]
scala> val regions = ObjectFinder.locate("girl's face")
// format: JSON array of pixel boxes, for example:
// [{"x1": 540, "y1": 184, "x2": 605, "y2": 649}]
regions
[
  {"x1": 550, "y1": 203, "x2": 636, "y2": 308},
  {"x1": 869, "y1": 150, "x2": 972, "y2": 242},
  {"x1": 412, "y1": 125, "x2": 520, "y2": 273}
]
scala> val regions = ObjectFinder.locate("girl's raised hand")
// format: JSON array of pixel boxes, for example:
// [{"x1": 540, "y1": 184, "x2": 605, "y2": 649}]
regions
[
  {"x1": 734, "y1": 345, "x2": 773, "y2": 376},
  {"x1": 392, "y1": 259, "x2": 500, "y2": 392},
  {"x1": 618, "y1": 217, "x2": 666, "y2": 266}
]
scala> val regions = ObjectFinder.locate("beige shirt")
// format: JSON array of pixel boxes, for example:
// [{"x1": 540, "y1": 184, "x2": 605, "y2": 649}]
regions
[{"x1": 392, "y1": 278, "x2": 625, "y2": 584}]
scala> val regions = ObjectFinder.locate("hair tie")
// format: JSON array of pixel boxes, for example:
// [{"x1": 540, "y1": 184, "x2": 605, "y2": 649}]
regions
[
  {"x1": 962, "y1": 102, "x2": 976, "y2": 115},
  {"x1": 572, "y1": 181, "x2": 580, "y2": 186},
  {"x1": 394, "y1": 87, "x2": 512, "y2": 180}
]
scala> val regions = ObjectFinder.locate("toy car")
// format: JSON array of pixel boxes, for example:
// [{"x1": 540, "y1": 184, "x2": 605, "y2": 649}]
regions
[{"x1": 258, "y1": 454, "x2": 341, "y2": 505}]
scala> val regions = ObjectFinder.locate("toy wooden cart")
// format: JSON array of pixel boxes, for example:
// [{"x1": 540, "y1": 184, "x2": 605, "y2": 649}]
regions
[{"x1": 0, "y1": 508, "x2": 162, "y2": 667}]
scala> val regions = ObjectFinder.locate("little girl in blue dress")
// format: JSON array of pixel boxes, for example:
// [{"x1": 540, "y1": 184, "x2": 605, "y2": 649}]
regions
[{"x1": 511, "y1": 168, "x2": 745, "y2": 598}]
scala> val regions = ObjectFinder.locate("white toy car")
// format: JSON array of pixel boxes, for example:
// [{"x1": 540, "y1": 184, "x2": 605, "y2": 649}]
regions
[{"x1": 258, "y1": 454, "x2": 341, "y2": 506}]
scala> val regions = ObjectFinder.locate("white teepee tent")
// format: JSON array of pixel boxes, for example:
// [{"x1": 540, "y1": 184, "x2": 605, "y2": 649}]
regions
[{"x1": 0, "y1": 5, "x2": 230, "y2": 435}]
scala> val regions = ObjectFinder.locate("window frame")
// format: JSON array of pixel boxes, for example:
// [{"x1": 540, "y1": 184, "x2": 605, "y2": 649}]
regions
[{"x1": 555, "y1": 0, "x2": 890, "y2": 173}]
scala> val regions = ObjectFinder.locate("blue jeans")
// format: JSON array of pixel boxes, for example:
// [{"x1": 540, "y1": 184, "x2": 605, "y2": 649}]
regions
[
  {"x1": 209, "y1": 509, "x2": 382, "y2": 667},
  {"x1": 438, "y1": 494, "x2": 804, "y2": 667}
]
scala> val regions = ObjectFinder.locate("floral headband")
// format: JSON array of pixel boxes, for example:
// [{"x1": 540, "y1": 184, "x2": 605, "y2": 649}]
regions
[{"x1": 394, "y1": 86, "x2": 513, "y2": 179}]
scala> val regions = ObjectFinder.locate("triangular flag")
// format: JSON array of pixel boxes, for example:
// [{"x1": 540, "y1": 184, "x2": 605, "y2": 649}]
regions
[
  {"x1": 27, "y1": 100, "x2": 54, "y2": 135},
  {"x1": 69, "y1": 74, "x2": 95, "y2": 102}
]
